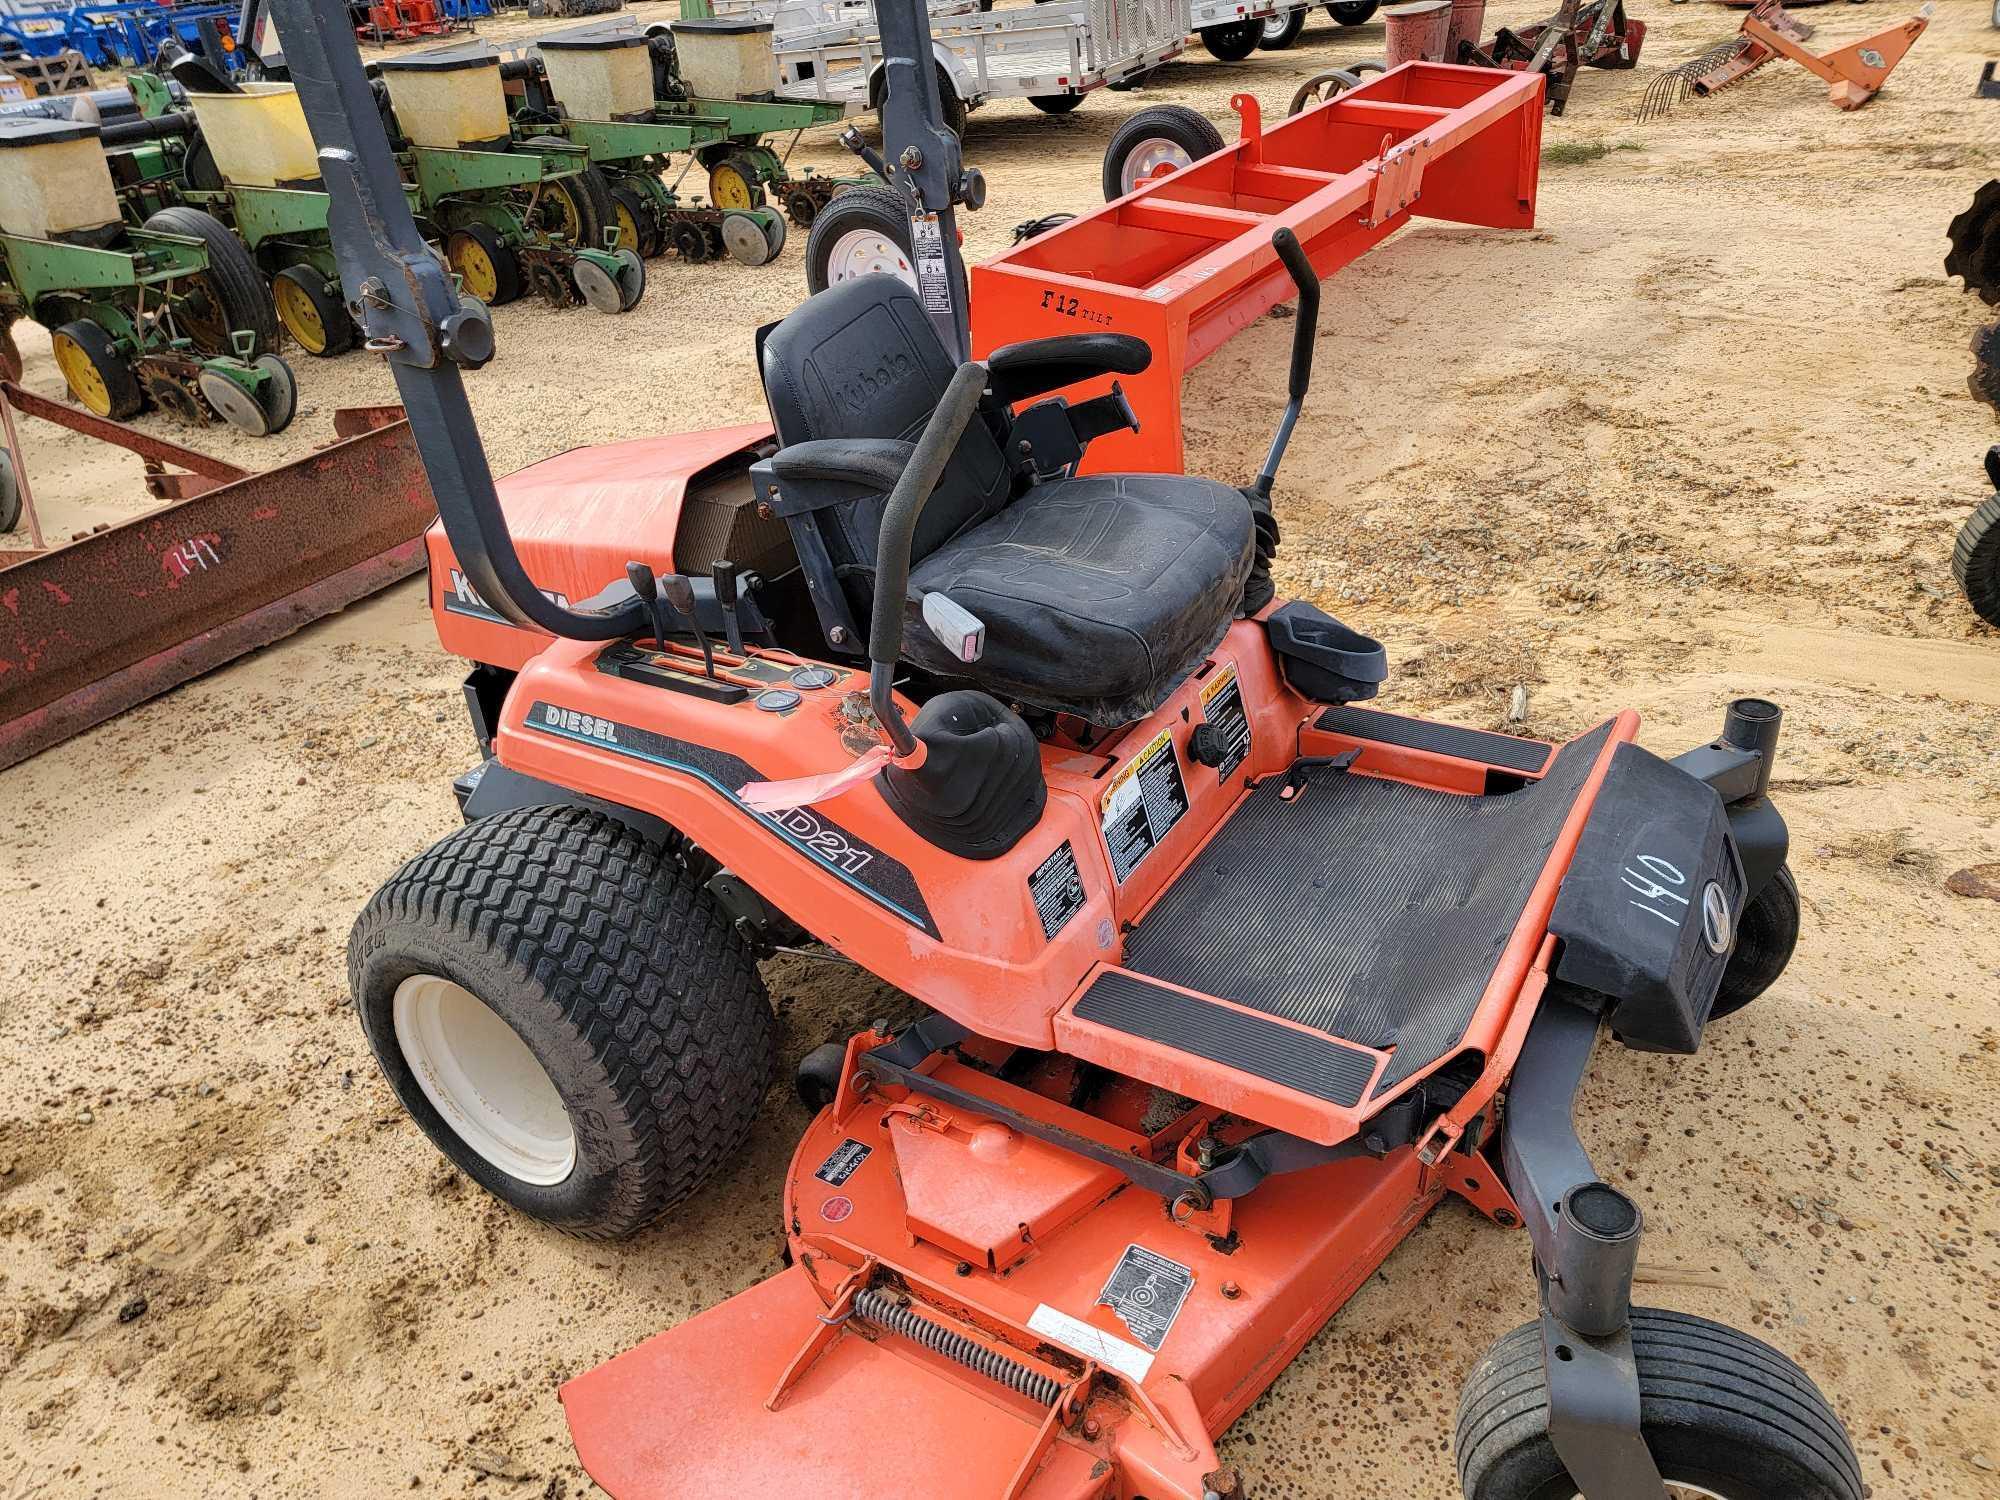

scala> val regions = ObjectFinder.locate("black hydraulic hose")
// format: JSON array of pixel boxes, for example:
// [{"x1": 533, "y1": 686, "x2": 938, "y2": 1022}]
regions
[
  {"x1": 867, "y1": 361, "x2": 987, "y2": 754},
  {"x1": 98, "y1": 110, "x2": 197, "y2": 147}
]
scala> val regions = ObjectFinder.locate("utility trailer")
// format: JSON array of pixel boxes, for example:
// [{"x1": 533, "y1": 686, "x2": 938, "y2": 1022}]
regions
[{"x1": 769, "y1": 0, "x2": 1191, "y2": 122}]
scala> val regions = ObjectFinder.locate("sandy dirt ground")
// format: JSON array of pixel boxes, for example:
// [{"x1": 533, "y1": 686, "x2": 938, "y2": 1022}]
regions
[{"x1": 4, "y1": 2, "x2": 2000, "y2": 1496}]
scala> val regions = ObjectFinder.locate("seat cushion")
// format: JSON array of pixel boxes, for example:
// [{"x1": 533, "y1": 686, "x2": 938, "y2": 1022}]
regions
[{"x1": 905, "y1": 473, "x2": 1256, "y2": 725}]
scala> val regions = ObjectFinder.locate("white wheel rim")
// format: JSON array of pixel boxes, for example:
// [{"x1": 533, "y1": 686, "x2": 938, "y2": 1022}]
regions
[
  {"x1": 827, "y1": 226, "x2": 915, "y2": 289},
  {"x1": 1122, "y1": 139, "x2": 1192, "y2": 195},
  {"x1": 1262, "y1": 12, "x2": 1289, "y2": 38},
  {"x1": 392, "y1": 974, "x2": 576, "y2": 1186}
]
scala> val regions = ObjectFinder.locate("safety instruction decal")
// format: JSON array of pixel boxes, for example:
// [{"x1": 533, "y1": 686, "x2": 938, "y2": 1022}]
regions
[
  {"x1": 1027, "y1": 840, "x2": 1087, "y2": 940},
  {"x1": 1096, "y1": 1244, "x2": 1194, "y2": 1352},
  {"x1": 1100, "y1": 729, "x2": 1189, "y2": 883},
  {"x1": 912, "y1": 213, "x2": 951, "y2": 318},
  {"x1": 1199, "y1": 664, "x2": 1252, "y2": 782},
  {"x1": 813, "y1": 1138, "x2": 871, "y2": 1186}
]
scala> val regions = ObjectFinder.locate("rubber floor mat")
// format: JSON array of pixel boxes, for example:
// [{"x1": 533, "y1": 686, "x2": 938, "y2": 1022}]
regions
[{"x1": 1120, "y1": 720, "x2": 1614, "y2": 1092}]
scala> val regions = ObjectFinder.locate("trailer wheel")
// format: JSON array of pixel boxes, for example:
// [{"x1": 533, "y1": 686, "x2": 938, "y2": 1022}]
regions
[
  {"x1": 1260, "y1": 8, "x2": 1307, "y2": 48},
  {"x1": 349, "y1": 805, "x2": 778, "y2": 1240},
  {"x1": 142, "y1": 205, "x2": 278, "y2": 359},
  {"x1": 1102, "y1": 104, "x2": 1225, "y2": 201},
  {"x1": 805, "y1": 181, "x2": 917, "y2": 295},
  {"x1": 1710, "y1": 862, "x2": 1799, "y2": 1019},
  {"x1": 870, "y1": 63, "x2": 965, "y2": 137},
  {"x1": 50, "y1": 320, "x2": 142, "y2": 420},
  {"x1": 1199, "y1": 19, "x2": 1262, "y2": 58},
  {"x1": 447, "y1": 224, "x2": 524, "y2": 307},
  {"x1": 707, "y1": 153, "x2": 767, "y2": 210},
  {"x1": 1455, "y1": 1308, "x2": 1863, "y2": 1500},
  {"x1": 0, "y1": 447, "x2": 18, "y2": 535},
  {"x1": 272, "y1": 265, "x2": 355, "y2": 357},
  {"x1": 1029, "y1": 92, "x2": 1085, "y2": 113},
  {"x1": 1954, "y1": 491, "x2": 2000, "y2": 627},
  {"x1": 1326, "y1": 0, "x2": 1379, "y2": 23}
]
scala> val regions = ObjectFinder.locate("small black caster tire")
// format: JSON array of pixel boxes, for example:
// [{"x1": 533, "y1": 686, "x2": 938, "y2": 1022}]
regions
[
  {"x1": 1455, "y1": 1308, "x2": 1863, "y2": 1500},
  {"x1": 1712, "y1": 863, "x2": 1799, "y2": 1018},
  {"x1": 795, "y1": 1042, "x2": 849, "y2": 1113}
]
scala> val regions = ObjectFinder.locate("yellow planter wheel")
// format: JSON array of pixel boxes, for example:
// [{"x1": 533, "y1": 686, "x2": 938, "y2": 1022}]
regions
[
  {"x1": 446, "y1": 224, "x2": 524, "y2": 307},
  {"x1": 273, "y1": 266, "x2": 355, "y2": 358},
  {"x1": 707, "y1": 154, "x2": 766, "y2": 212},
  {"x1": 51, "y1": 320, "x2": 142, "y2": 420}
]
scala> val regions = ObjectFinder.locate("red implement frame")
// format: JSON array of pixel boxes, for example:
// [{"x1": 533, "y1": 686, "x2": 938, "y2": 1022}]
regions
[
  {"x1": 969, "y1": 61, "x2": 1544, "y2": 475},
  {"x1": 0, "y1": 383, "x2": 435, "y2": 773}
]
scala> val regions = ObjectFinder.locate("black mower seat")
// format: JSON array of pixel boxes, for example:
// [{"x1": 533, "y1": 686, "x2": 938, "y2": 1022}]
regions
[
  {"x1": 759, "y1": 274, "x2": 1254, "y2": 725},
  {"x1": 1104, "y1": 720, "x2": 1616, "y2": 1098}
]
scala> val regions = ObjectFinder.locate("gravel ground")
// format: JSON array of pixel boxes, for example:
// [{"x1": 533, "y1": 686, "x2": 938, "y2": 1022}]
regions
[{"x1": 3, "y1": 2, "x2": 1998, "y2": 1497}]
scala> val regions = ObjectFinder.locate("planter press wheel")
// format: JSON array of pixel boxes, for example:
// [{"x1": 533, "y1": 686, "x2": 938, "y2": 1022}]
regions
[
  {"x1": 1199, "y1": 18, "x2": 1263, "y2": 59},
  {"x1": 1455, "y1": 1309, "x2": 1863, "y2": 1500},
  {"x1": 1260, "y1": 7, "x2": 1307, "y2": 48},
  {"x1": 348, "y1": 805, "x2": 776, "y2": 1240},
  {"x1": 51, "y1": 319, "x2": 142, "y2": 420},
  {"x1": 573, "y1": 249, "x2": 646, "y2": 314},
  {"x1": 1326, "y1": 0, "x2": 1379, "y2": 22},
  {"x1": 804, "y1": 182, "x2": 917, "y2": 295},
  {"x1": 610, "y1": 188, "x2": 664, "y2": 258},
  {"x1": 446, "y1": 225, "x2": 524, "y2": 307},
  {"x1": 1289, "y1": 59, "x2": 1385, "y2": 114},
  {"x1": 197, "y1": 353, "x2": 297, "y2": 437},
  {"x1": 706, "y1": 153, "x2": 766, "y2": 211},
  {"x1": 1956, "y1": 490, "x2": 2000, "y2": 629},
  {"x1": 272, "y1": 265, "x2": 355, "y2": 357},
  {"x1": 142, "y1": 205, "x2": 279, "y2": 359},
  {"x1": 1102, "y1": 104, "x2": 1226, "y2": 201},
  {"x1": 519, "y1": 138, "x2": 612, "y2": 250}
]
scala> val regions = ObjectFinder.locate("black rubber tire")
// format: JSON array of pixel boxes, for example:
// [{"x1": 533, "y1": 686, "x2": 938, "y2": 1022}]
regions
[
  {"x1": 804, "y1": 181, "x2": 916, "y2": 295},
  {"x1": 1102, "y1": 104, "x2": 1226, "y2": 202},
  {"x1": 706, "y1": 151, "x2": 769, "y2": 210},
  {"x1": 1456, "y1": 1308, "x2": 1863, "y2": 1500},
  {"x1": 1029, "y1": 92, "x2": 1085, "y2": 113},
  {"x1": 1260, "y1": 7, "x2": 1307, "y2": 48},
  {"x1": 1955, "y1": 491, "x2": 2000, "y2": 627},
  {"x1": 610, "y1": 186, "x2": 664, "y2": 258},
  {"x1": 347, "y1": 805, "x2": 777, "y2": 1240},
  {"x1": 523, "y1": 136, "x2": 612, "y2": 249},
  {"x1": 141, "y1": 205, "x2": 278, "y2": 358},
  {"x1": 182, "y1": 134, "x2": 225, "y2": 193},
  {"x1": 869, "y1": 63, "x2": 965, "y2": 137},
  {"x1": 51, "y1": 318, "x2": 143, "y2": 419},
  {"x1": 446, "y1": 223, "x2": 524, "y2": 307},
  {"x1": 795, "y1": 1041, "x2": 848, "y2": 1113},
  {"x1": 1326, "y1": 0, "x2": 1379, "y2": 22},
  {"x1": 1199, "y1": 19, "x2": 1262, "y2": 59},
  {"x1": 272, "y1": 264, "x2": 355, "y2": 357},
  {"x1": 1712, "y1": 863, "x2": 1799, "y2": 1018},
  {"x1": 0, "y1": 447, "x2": 18, "y2": 535}
]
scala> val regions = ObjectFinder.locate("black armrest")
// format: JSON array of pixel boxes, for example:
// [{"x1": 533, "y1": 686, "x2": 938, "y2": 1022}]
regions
[
  {"x1": 986, "y1": 333, "x2": 1151, "y2": 407},
  {"x1": 769, "y1": 437, "x2": 915, "y2": 494}
]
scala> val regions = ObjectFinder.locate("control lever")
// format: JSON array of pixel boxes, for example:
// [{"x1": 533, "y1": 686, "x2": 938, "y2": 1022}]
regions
[
  {"x1": 624, "y1": 562, "x2": 668, "y2": 651},
  {"x1": 1254, "y1": 226, "x2": 1321, "y2": 500},
  {"x1": 656, "y1": 572, "x2": 717, "y2": 681},
  {"x1": 711, "y1": 559, "x2": 745, "y2": 655},
  {"x1": 840, "y1": 125, "x2": 893, "y2": 185}
]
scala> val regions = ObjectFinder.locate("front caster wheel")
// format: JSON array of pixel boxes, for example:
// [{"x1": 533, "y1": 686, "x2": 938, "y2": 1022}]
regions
[
  {"x1": 1455, "y1": 1308, "x2": 1863, "y2": 1500},
  {"x1": 1711, "y1": 862, "x2": 1799, "y2": 1018},
  {"x1": 348, "y1": 805, "x2": 776, "y2": 1240}
]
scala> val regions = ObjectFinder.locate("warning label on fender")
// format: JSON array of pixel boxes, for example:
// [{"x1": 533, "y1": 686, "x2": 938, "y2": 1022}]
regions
[
  {"x1": 1096, "y1": 1244, "x2": 1194, "y2": 1352},
  {"x1": 1199, "y1": 664, "x2": 1252, "y2": 781},
  {"x1": 1100, "y1": 730, "x2": 1189, "y2": 883}
]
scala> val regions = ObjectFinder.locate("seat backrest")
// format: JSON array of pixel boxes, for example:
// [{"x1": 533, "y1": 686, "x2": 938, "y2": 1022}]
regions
[{"x1": 759, "y1": 275, "x2": 1012, "y2": 588}]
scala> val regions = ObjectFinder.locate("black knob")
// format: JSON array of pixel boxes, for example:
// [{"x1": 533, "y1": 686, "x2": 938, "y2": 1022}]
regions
[{"x1": 1188, "y1": 723, "x2": 1226, "y2": 768}]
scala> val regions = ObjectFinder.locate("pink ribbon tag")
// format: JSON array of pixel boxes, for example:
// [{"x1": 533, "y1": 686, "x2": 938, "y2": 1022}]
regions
[{"x1": 738, "y1": 744, "x2": 896, "y2": 813}]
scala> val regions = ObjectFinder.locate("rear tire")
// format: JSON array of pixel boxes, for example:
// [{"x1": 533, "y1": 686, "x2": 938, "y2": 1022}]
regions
[
  {"x1": 1711, "y1": 863, "x2": 1799, "y2": 1018},
  {"x1": 142, "y1": 205, "x2": 278, "y2": 358},
  {"x1": 348, "y1": 805, "x2": 777, "y2": 1240},
  {"x1": 804, "y1": 181, "x2": 916, "y2": 295},
  {"x1": 1199, "y1": 19, "x2": 1262, "y2": 59},
  {"x1": 1954, "y1": 491, "x2": 2000, "y2": 627},
  {"x1": 1260, "y1": 8, "x2": 1307, "y2": 48},
  {"x1": 1102, "y1": 104, "x2": 1225, "y2": 201},
  {"x1": 1455, "y1": 1308, "x2": 1863, "y2": 1500}
]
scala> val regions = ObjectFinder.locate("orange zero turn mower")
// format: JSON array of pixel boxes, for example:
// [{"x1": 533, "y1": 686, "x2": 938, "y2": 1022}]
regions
[{"x1": 268, "y1": 0, "x2": 1868, "y2": 1495}]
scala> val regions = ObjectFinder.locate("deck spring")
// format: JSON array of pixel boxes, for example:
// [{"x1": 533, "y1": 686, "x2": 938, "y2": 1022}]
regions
[{"x1": 853, "y1": 1287, "x2": 1061, "y2": 1406}]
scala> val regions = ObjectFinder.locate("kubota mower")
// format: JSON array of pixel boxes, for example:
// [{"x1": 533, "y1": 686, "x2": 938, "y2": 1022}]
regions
[{"x1": 272, "y1": 0, "x2": 1867, "y2": 1495}]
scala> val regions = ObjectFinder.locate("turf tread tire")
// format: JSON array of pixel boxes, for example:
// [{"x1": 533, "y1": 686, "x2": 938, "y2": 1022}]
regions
[
  {"x1": 141, "y1": 205, "x2": 278, "y2": 357},
  {"x1": 1455, "y1": 1307, "x2": 1862, "y2": 1500},
  {"x1": 348, "y1": 805, "x2": 775, "y2": 1240},
  {"x1": 1954, "y1": 490, "x2": 2000, "y2": 626}
]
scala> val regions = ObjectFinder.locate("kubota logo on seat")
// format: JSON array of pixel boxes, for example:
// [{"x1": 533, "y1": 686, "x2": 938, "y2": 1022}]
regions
[
  {"x1": 542, "y1": 704, "x2": 619, "y2": 745},
  {"x1": 832, "y1": 351, "x2": 915, "y2": 415}
]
